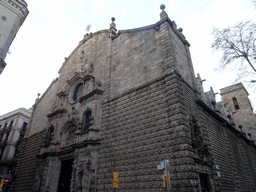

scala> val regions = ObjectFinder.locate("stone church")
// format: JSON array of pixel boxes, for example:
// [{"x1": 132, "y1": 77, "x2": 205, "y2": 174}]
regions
[{"x1": 10, "y1": 4, "x2": 256, "y2": 192}]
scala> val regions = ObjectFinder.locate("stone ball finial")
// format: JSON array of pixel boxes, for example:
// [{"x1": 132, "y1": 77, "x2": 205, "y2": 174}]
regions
[
  {"x1": 111, "y1": 17, "x2": 115, "y2": 22},
  {"x1": 160, "y1": 4, "x2": 165, "y2": 10},
  {"x1": 178, "y1": 28, "x2": 183, "y2": 33},
  {"x1": 37, "y1": 93, "x2": 41, "y2": 98}
]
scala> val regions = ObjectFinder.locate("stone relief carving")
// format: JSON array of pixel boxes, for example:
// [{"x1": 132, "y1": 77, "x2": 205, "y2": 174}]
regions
[
  {"x1": 68, "y1": 107, "x2": 79, "y2": 122},
  {"x1": 71, "y1": 160, "x2": 86, "y2": 192},
  {"x1": 190, "y1": 117, "x2": 209, "y2": 155},
  {"x1": 66, "y1": 126, "x2": 76, "y2": 145}
]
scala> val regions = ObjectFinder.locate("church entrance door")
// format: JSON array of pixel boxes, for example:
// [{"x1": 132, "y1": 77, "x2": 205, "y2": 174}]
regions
[
  {"x1": 57, "y1": 159, "x2": 74, "y2": 192},
  {"x1": 199, "y1": 173, "x2": 210, "y2": 192}
]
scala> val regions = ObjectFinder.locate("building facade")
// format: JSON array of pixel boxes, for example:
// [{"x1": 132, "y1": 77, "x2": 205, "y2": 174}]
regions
[
  {"x1": 0, "y1": 108, "x2": 31, "y2": 179},
  {"x1": 0, "y1": 0, "x2": 28, "y2": 74},
  {"x1": 10, "y1": 5, "x2": 256, "y2": 192}
]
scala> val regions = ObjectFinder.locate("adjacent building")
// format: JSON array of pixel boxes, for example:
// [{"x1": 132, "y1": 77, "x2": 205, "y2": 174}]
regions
[
  {"x1": 10, "y1": 5, "x2": 256, "y2": 192},
  {"x1": 0, "y1": 0, "x2": 29, "y2": 74},
  {"x1": 0, "y1": 108, "x2": 31, "y2": 177}
]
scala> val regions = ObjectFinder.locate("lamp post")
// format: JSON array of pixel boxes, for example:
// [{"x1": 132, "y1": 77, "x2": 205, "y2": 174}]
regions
[{"x1": 86, "y1": 160, "x2": 95, "y2": 172}]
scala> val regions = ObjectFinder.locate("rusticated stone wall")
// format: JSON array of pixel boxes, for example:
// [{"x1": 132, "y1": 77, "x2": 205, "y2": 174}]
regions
[
  {"x1": 10, "y1": 130, "x2": 45, "y2": 192},
  {"x1": 97, "y1": 72, "x2": 201, "y2": 192},
  {"x1": 200, "y1": 104, "x2": 256, "y2": 191}
]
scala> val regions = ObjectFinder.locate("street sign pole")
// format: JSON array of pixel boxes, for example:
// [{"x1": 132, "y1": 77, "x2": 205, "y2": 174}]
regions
[
  {"x1": 164, "y1": 160, "x2": 170, "y2": 192},
  {"x1": 158, "y1": 159, "x2": 171, "y2": 192}
]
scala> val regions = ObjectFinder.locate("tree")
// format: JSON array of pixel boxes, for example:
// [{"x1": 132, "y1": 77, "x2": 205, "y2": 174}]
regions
[{"x1": 211, "y1": 21, "x2": 256, "y2": 83}]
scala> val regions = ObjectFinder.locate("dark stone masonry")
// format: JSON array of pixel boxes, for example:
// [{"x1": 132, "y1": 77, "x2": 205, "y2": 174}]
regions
[{"x1": 10, "y1": 5, "x2": 256, "y2": 192}]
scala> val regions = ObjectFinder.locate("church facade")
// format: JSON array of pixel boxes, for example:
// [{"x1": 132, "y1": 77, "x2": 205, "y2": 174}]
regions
[{"x1": 10, "y1": 5, "x2": 256, "y2": 192}]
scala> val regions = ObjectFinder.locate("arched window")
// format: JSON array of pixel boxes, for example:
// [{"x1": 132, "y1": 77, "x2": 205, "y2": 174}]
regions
[
  {"x1": 232, "y1": 97, "x2": 239, "y2": 110},
  {"x1": 45, "y1": 125, "x2": 54, "y2": 147},
  {"x1": 82, "y1": 109, "x2": 92, "y2": 133},
  {"x1": 73, "y1": 83, "x2": 84, "y2": 102}
]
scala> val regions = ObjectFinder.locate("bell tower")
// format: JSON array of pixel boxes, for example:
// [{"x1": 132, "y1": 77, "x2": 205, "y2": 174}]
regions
[
  {"x1": 220, "y1": 83, "x2": 256, "y2": 140},
  {"x1": 0, "y1": 0, "x2": 28, "y2": 74}
]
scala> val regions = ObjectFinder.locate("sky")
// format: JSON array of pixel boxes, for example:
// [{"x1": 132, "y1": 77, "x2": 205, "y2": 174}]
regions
[{"x1": 0, "y1": 0, "x2": 255, "y2": 115}]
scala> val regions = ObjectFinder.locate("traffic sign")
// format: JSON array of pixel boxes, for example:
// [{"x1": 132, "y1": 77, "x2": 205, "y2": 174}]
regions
[{"x1": 3, "y1": 177, "x2": 9, "y2": 184}]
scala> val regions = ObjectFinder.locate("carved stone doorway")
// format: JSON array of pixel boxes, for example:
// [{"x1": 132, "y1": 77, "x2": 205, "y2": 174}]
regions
[
  {"x1": 57, "y1": 159, "x2": 74, "y2": 192},
  {"x1": 199, "y1": 173, "x2": 210, "y2": 192}
]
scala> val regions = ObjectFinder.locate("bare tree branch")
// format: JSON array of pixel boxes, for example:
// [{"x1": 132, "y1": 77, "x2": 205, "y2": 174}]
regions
[{"x1": 212, "y1": 21, "x2": 256, "y2": 74}]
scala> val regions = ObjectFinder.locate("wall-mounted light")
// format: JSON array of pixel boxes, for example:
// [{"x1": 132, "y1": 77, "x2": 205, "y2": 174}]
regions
[{"x1": 86, "y1": 160, "x2": 95, "y2": 172}]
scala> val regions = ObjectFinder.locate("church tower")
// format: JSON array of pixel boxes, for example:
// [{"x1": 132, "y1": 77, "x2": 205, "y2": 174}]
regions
[
  {"x1": 0, "y1": 0, "x2": 28, "y2": 74},
  {"x1": 220, "y1": 83, "x2": 256, "y2": 140}
]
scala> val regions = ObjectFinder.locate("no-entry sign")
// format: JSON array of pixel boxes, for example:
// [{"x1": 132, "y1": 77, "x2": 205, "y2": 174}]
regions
[{"x1": 3, "y1": 177, "x2": 9, "y2": 184}]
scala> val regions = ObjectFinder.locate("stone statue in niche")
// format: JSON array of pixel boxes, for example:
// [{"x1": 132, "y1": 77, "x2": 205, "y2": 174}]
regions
[{"x1": 71, "y1": 163, "x2": 84, "y2": 192}]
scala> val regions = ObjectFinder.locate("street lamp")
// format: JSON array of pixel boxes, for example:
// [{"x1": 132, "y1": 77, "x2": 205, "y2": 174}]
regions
[{"x1": 86, "y1": 160, "x2": 95, "y2": 172}]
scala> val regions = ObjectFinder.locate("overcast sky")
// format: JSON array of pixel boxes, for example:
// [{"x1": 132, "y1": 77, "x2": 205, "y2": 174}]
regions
[{"x1": 0, "y1": 0, "x2": 255, "y2": 115}]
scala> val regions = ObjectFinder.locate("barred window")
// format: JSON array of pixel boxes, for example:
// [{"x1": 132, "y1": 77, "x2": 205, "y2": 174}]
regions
[{"x1": 232, "y1": 97, "x2": 239, "y2": 110}]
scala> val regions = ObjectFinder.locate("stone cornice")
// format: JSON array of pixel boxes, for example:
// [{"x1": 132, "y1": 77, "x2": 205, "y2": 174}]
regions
[
  {"x1": 79, "y1": 89, "x2": 104, "y2": 104},
  {"x1": 118, "y1": 17, "x2": 190, "y2": 47},
  {"x1": 36, "y1": 139, "x2": 101, "y2": 158},
  {"x1": 2, "y1": 0, "x2": 29, "y2": 19},
  {"x1": 104, "y1": 69, "x2": 196, "y2": 104},
  {"x1": 220, "y1": 84, "x2": 249, "y2": 96},
  {"x1": 47, "y1": 109, "x2": 67, "y2": 119},
  {"x1": 0, "y1": 108, "x2": 31, "y2": 121}
]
